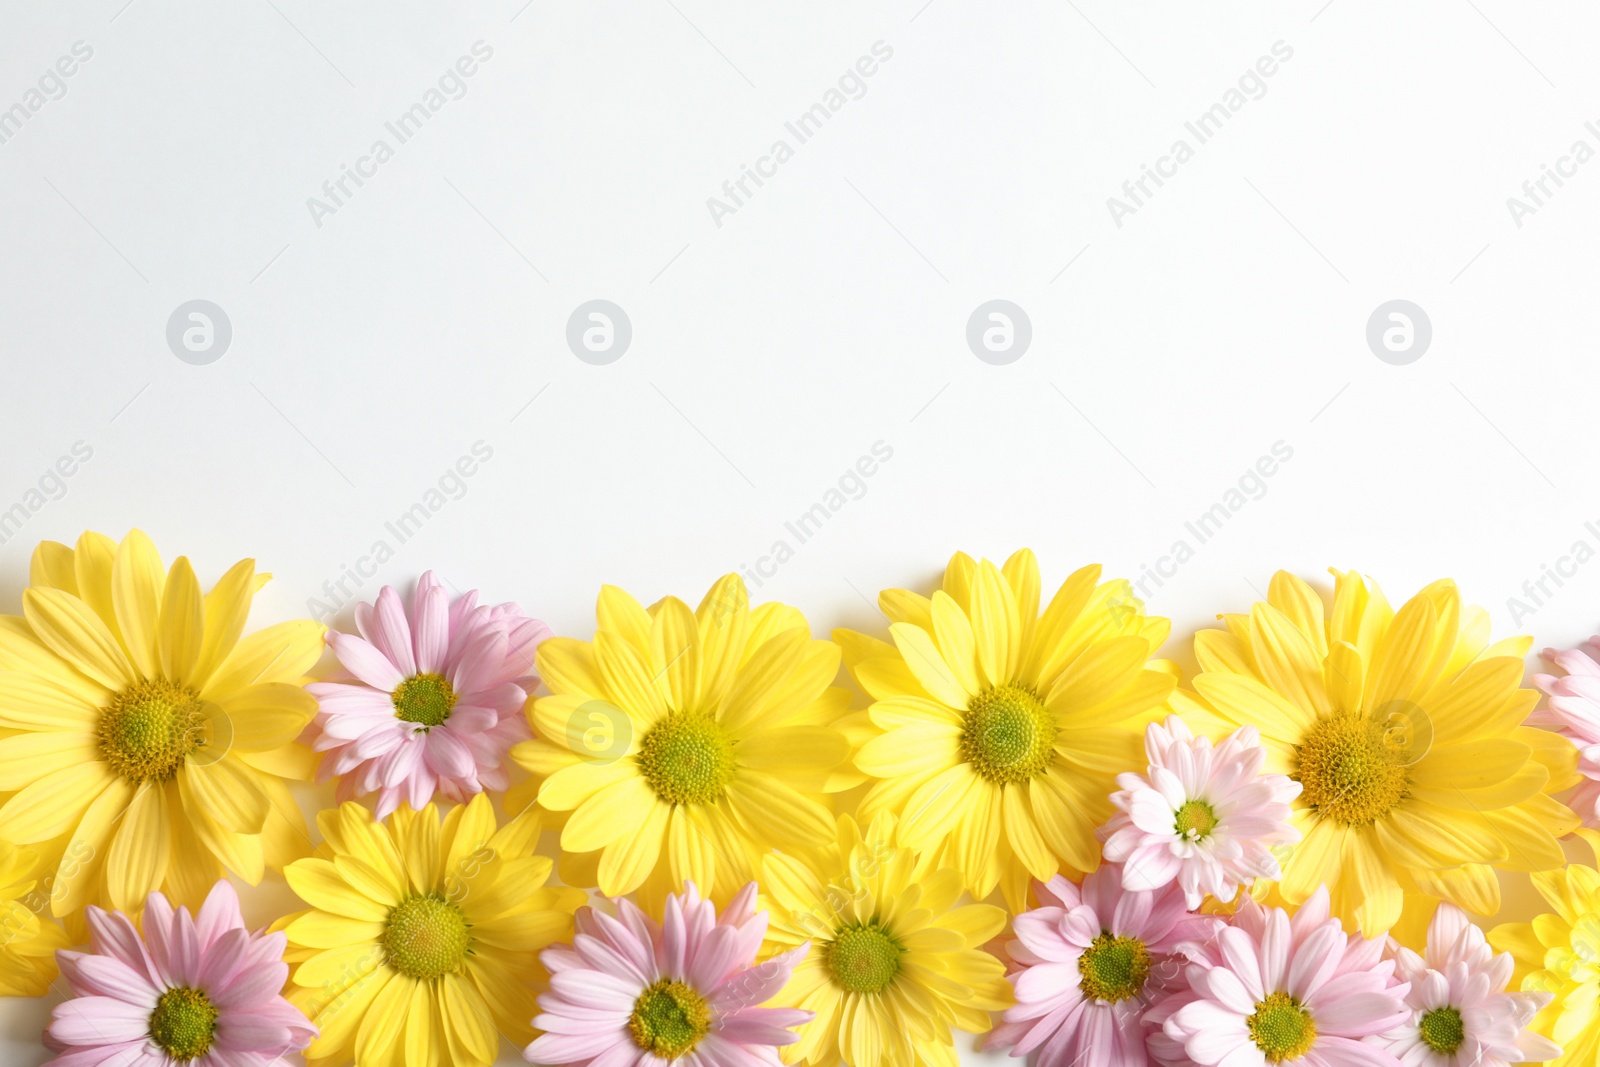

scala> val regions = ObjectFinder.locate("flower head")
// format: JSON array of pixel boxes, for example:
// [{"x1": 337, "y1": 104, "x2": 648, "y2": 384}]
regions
[
  {"x1": 837, "y1": 550, "x2": 1175, "y2": 909},
  {"x1": 512, "y1": 575, "x2": 852, "y2": 907},
  {"x1": 46, "y1": 880, "x2": 315, "y2": 1066},
  {"x1": 280, "y1": 794, "x2": 584, "y2": 1067},
  {"x1": 760, "y1": 814, "x2": 1011, "y2": 1067},
  {"x1": 1102, "y1": 716, "x2": 1301, "y2": 908},
  {"x1": 1490, "y1": 847, "x2": 1600, "y2": 1067},
  {"x1": 1153, "y1": 886, "x2": 1411, "y2": 1067},
  {"x1": 1385, "y1": 902, "x2": 1558, "y2": 1067},
  {"x1": 527, "y1": 881, "x2": 812, "y2": 1067},
  {"x1": 306, "y1": 571, "x2": 548, "y2": 818},
  {"x1": 0, "y1": 530, "x2": 323, "y2": 918},
  {"x1": 987, "y1": 865, "x2": 1215, "y2": 1067},
  {"x1": 0, "y1": 839, "x2": 68, "y2": 996},
  {"x1": 1182, "y1": 570, "x2": 1580, "y2": 935},
  {"x1": 1531, "y1": 637, "x2": 1600, "y2": 827}
]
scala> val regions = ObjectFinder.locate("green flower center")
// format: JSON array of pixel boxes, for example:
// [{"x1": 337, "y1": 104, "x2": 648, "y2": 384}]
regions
[
  {"x1": 961, "y1": 684, "x2": 1057, "y2": 784},
  {"x1": 1077, "y1": 933, "x2": 1151, "y2": 1003},
  {"x1": 392, "y1": 672, "x2": 457, "y2": 729},
  {"x1": 1295, "y1": 714, "x2": 1409, "y2": 825},
  {"x1": 383, "y1": 893, "x2": 471, "y2": 980},
  {"x1": 637, "y1": 711, "x2": 735, "y2": 805},
  {"x1": 1174, "y1": 799, "x2": 1218, "y2": 839},
  {"x1": 98, "y1": 678, "x2": 207, "y2": 784},
  {"x1": 628, "y1": 979, "x2": 711, "y2": 1059},
  {"x1": 1419, "y1": 1006, "x2": 1465, "y2": 1054},
  {"x1": 148, "y1": 986, "x2": 218, "y2": 1062},
  {"x1": 827, "y1": 921, "x2": 902, "y2": 994},
  {"x1": 1248, "y1": 992, "x2": 1317, "y2": 1062}
]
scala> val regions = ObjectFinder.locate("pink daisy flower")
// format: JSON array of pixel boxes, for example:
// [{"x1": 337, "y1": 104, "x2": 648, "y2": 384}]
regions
[
  {"x1": 1102, "y1": 715, "x2": 1302, "y2": 908},
  {"x1": 1531, "y1": 638, "x2": 1600, "y2": 826},
  {"x1": 525, "y1": 881, "x2": 812, "y2": 1067},
  {"x1": 306, "y1": 571, "x2": 549, "y2": 817},
  {"x1": 1381, "y1": 902, "x2": 1559, "y2": 1067},
  {"x1": 986, "y1": 864, "x2": 1216, "y2": 1067},
  {"x1": 45, "y1": 880, "x2": 314, "y2": 1067},
  {"x1": 1153, "y1": 886, "x2": 1411, "y2": 1067}
]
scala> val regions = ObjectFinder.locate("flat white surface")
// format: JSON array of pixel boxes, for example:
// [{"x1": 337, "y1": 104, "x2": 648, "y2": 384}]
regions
[{"x1": 3, "y1": 1, "x2": 1600, "y2": 1063}]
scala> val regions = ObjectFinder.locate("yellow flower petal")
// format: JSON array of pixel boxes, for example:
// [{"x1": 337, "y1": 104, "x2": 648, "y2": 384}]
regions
[
  {"x1": 106, "y1": 781, "x2": 170, "y2": 914},
  {"x1": 562, "y1": 775, "x2": 655, "y2": 853},
  {"x1": 181, "y1": 754, "x2": 270, "y2": 835},
  {"x1": 285, "y1": 859, "x2": 390, "y2": 921},
  {"x1": 192, "y1": 557, "x2": 257, "y2": 690},
  {"x1": 0, "y1": 731, "x2": 97, "y2": 790},
  {"x1": 110, "y1": 529, "x2": 164, "y2": 680},
  {"x1": 888, "y1": 623, "x2": 965, "y2": 709},
  {"x1": 22, "y1": 587, "x2": 132, "y2": 691},
  {"x1": 157, "y1": 557, "x2": 204, "y2": 685},
  {"x1": 0, "y1": 760, "x2": 112, "y2": 842}
]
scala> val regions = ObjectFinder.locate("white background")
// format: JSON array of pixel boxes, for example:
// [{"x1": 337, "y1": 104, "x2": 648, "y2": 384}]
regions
[{"x1": 3, "y1": 1, "x2": 1600, "y2": 1063}]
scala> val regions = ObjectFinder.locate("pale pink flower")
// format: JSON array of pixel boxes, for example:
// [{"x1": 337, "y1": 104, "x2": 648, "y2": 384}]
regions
[
  {"x1": 45, "y1": 880, "x2": 314, "y2": 1067},
  {"x1": 1154, "y1": 886, "x2": 1411, "y2": 1067},
  {"x1": 526, "y1": 881, "x2": 812, "y2": 1067},
  {"x1": 1102, "y1": 715, "x2": 1301, "y2": 908},
  {"x1": 306, "y1": 571, "x2": 548, "y2": 817},
  {"x1": 986, "y1": 864, "x2": 1217, "y2": 1067},
  {"x1": 1381, "y1": 902, "x2": 1558, "y2": 1067},
  {"x1": 1531, "y1": 638, "x2": 1600, "y2": 826}
]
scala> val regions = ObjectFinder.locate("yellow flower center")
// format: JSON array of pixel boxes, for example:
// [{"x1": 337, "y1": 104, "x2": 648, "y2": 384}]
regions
[
  {"x1": 961, "y1": 684, "x2": 1057, "y2": 784},
  {"x1": 383, "y1": 894, "x2": 471, "y2": 980},
  {"x1": 637, "y1": 711, "x2": 735, "y2": 805},
  {"x1": 629, "y1": 979, "x2": 711, "y2": 1059},
  {"x1": 1077, "y1": 933, "x2": 1151, "y2": 1002},
  {"x1": 1419, "y1": 1006, "x2": 1465, "y2": 1054},
  {"x1": 98, "y1": 678, "x2": 207, "y2": 784},
  {"x1": 392, "y1": 672, "x2": 457, "y2": 729},
  {"x1": 1294, "y1": 714, "x2": 1409, "y2": 825},
  {"x1": 1248, "y1": 992, "x2": 1317, "y2": 1062},
  {"x1": 827, "y1": 921, "x2": 902, "y2": 994},
  {"x1": 1174, "y1": 799, "x2": 1218, "y2": 839},
  {"x1": 148, "y1": 986, "x2": 218, "y2": 1062}
]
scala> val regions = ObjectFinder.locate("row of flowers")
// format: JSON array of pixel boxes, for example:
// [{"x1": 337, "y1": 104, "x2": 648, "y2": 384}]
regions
[{"x1": 2, "y1": 530, "x2": 1600, "y2": 1067}]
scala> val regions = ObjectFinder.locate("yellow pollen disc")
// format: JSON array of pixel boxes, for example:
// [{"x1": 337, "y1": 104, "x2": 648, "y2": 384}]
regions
[
  {"x1": 383, "y1": 894, "x2": 471, "y2": 980},
  {"x1": 637, "y1": 711, "x2": 735, "y2": 805},
  {"x1": 98, "y1": 678, "x2": 207, "y2": 784},
  {"x1": 1294, "y1": 714, "x2": 1409, "y2": 825},
  {"x1": 1077, "y1": 933, "x2": 1151, "y2": 1003},
  {"x1": 1248, "y1": 992, "x2": 1317, "y2": 1062},
  {"x1": 827, "y1": 921, "x2": 903, "y2": 994},
  {"x1": 961, "y1": 684, "x2": 1057, "y2": 784},
  {"x1": 1174, "y1": 799, "x2": 1218, "y2": 839},
  {"x1": 148, "y1": 986, "x2": 219, "y2": 1062},
  {"x1": 392, "y1": 672, "x2": 457, "y2": 729},
  {"x1": 1419, "y1": 1006, "x2": 1465, "y2": 1054},
  {"x1": 629, "y1": 979, "x2": 711, "y2": 1059}
]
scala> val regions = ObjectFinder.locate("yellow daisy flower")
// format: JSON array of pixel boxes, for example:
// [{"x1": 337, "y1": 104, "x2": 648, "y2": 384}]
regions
[
  {"x1": 835, "y1": 549, "x2": 1175, "y2": 909},
  {"x1": 0, "y1": 530, "x2": 324, "y2": 918},
  {"x1": 280, "y1": 795, "x2": 584, "y2": 1067},
  {"x1": 760, "y1": 814, "x2": 1010, "y2": 1067},
  {"x1": 1183, "y1": 569, "x2": 1580, "y2": 936},
  {"x1": 1488, "y1": 832, "x2": 1600, "y2": 1067},
  {"x1": 0, "y1": 839, "x2": 69, "y2": 996},
  {"x1": 510, "y1": 574, "x2": 852, "y2": 907}
]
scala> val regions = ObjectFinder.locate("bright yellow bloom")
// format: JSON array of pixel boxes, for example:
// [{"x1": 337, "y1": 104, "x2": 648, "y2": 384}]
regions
[
  {"x1": 0, "y1": 839, "x2": 68, "y2": 996},
  {"x1": 280, "y1": 795, "x2": 583, "y2": 1067},
  {"x1": 1489, "y1": 832, "x2": 1600, "y2": 1067},
  {"x1": 0, "y1": 530, "x2": 324, "y2": 919},
  {"x1": 1183, "y1": 569, "x2": 1579, "y2": 936},
  {"x1": 760, "y1": 814, "x2": 1010, "y2": 1067},
  {"x1": 510, "y1": 575, "x2": 852, "y2": 908},
  {"x1": 836, "y1": 550, "x2": 1174, "y2": 909}
]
